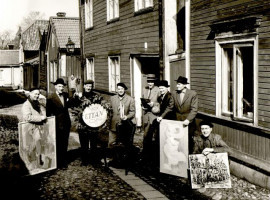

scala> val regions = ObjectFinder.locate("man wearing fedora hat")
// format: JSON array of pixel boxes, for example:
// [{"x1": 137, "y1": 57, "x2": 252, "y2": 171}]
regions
[
  {"x1": 46, "y1": 78, "x2": 71, "y2": 168},
  {"x1": 141, "y1": 74, "x2": 160, "y2": 157},
  {"x1": 193, "y1": 120, "x2": 229, "y2": 155},
  {"x1": 172, "y1": 76, "x2": 198, "y2": 153},
  {"x1": 143, "y1": 80, "x2": 175, "y2": 167}
]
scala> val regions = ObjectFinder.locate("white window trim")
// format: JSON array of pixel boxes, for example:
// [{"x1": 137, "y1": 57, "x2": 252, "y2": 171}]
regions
[
  {"x1": 108, "y1": 56, "x2": 120, "y2": 92},
  {"x1": 85, "y1": 0, "x2": 93, "y2": 29},
  {"x1": 216, "y1": 35, "x2": 258, "y2": 126},
  {"x1": 134, "y1": 0, "x2": 153, "y2": 12},
  {"x1": 107, "y1": 0, "x2": 119, "y2": 21},
  {"x1": 86, "y1": 57, "x2": 95, "y2": 82}
]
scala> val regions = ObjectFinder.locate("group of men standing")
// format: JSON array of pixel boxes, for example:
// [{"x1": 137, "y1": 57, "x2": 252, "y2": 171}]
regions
[
  {"x1": 22, "y1": 72, "x2": 229, "y2": 170},
  {"x1": 140, "y1": 74, "x2": 198, "y2": 167}
]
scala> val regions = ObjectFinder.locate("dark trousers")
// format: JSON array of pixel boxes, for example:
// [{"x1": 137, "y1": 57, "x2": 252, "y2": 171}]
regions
[
  {"x1": 142, "y1": 119, "x2": 160, "y2": 166},
  {"x1": 78, "y1": 129, "x2": 98, "y2": 162},
  {"x1": 56, "y1": 128, "x2": 70, "y2": 167}
]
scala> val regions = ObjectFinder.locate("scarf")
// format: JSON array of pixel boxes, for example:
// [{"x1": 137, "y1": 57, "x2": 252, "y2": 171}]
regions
[{"x1": 28, "y1": 96, "x2": 41, "y2": 113}]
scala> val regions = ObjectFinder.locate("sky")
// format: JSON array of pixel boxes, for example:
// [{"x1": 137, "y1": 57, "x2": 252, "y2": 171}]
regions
[{"x1": 0, "y1": 0, "x2": 79, "y2": 36}]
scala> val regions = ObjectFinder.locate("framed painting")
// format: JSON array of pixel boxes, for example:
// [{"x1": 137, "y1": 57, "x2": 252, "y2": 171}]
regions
[
  {"x1": 18, "y1": 116, "x2": 56, "y2": 175},
  {"x1": 160, "y1": 119, "x2": 189, "y2": 178},
  {"x1": 189, "y1": 152, "x2": 231, "y2": 189}
]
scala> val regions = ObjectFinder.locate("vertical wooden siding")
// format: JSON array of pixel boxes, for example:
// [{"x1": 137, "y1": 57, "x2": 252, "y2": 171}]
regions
[
  {"x1": 191, "y1": 0, "x2": 270, "y2": 162},
  {"x1": 81, "y1": 0, "x2": 160, "y2": 91}
]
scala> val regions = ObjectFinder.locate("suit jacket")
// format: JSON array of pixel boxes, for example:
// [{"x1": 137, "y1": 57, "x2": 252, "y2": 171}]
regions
[
  {"x1": 157, "y1": 92, "x2": 175, "y2": 120},
  {"x1": 110, "y1": 94, "x2": 136, "y2": 131},
  {"x1": 172, "y1": 88, "x2": 198, "y2": 122},
  {"x1": 142, "y1": 85, "x2": 160, "y2": 124},
  {"x1": 21, "y1": 99, "x2": 46, "y2": 123},
  {"x1": 46, "y1": 92, "x2": 71, "y2": 131},
  {"x1": 193, "y1": 133, "x2": 230, "y2": 154}
]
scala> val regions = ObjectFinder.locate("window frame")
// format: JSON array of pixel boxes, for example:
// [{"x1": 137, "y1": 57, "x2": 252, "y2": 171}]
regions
[
  {"x1": 86, "y1": 57, "x2": 95, "y2": 81},
  {"x1": 85, "y1": 0, "x2": 93, "y2": 29},
  {"x1": 134, "y1": 0, "x2": 153, "y2": 12},
  {"x1": 107, "y1": 0, "x2": 119, "y2": 22},
  {"x1": 215, "y1": 35, "x2": 258, "y2": 126},
  {"x1": 108, "y1": 56, "x2": 120, "y2": 92}
]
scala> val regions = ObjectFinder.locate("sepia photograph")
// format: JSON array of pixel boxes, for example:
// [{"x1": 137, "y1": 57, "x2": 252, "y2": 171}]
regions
[{"x1": 0, "y1": 0, "x2": 270, "y2": 199}]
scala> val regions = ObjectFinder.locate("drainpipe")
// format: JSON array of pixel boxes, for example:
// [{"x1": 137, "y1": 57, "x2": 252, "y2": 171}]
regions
[
  {"x1": 78, "y1": 0, "x2": 85, "y2": 90},
  {"x1": 159, "y1": 0, "x2": 164, "y2": 80}
]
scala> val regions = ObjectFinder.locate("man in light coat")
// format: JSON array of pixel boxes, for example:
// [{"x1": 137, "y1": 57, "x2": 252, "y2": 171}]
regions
[{"x1": 109, "y1": 82, "x2": 136, "y2": 147}]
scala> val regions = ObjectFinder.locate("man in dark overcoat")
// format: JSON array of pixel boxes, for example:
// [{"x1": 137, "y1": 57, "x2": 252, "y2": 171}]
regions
[
  {"x1": 172, "y1": 76, "x2": 198, "y2": 153},
  {"x1": 46, "y1": 78, "x2": 71, "y2": 168}
]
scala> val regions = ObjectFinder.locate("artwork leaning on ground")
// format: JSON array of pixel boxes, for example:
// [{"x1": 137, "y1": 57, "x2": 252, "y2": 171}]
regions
[
  {"x1": 18, "y1": 116, "x2": 56, "y2": 175},
  {"x1": 189, "y1": 152, "x2": 231, "y2": 189},
  {"x1": 160, "y1": 119, "x2": 189, "y2": 178}
]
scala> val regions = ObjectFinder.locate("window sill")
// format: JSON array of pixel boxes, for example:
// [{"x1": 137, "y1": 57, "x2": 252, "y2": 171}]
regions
[
  {"x1": 85, "y1": 26, "x2": 94, "y2": 32},
  {"x1": 107, "y1": 17, "x2": 120, "y2": 25},
  {"x1": 134, "y1": 6, "x2": 154, "y2": 16},
  {"x1": 197, "y1": 112, "x2": 270, "y2": 136}
]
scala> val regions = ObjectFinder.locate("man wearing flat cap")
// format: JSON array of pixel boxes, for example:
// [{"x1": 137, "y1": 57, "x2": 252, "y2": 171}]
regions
[
  {"x1": 108, "y1": 82, "x2": 136, "y2": 167},
  {"x1": 172, "y1": 76, "x2": 198, "y2": 153},
  {"x1": 46, "y1": 78, "x2": 71, "y2": 168},
  {"x1": 109, "y1": 82, "x2": 136, "y2": 147},
  {"x1": 193, "y1": 120, "x2": 229, "y2": 155},
  {"x1": 72, "y1": 79, "x2": 104, "y2": 165}
]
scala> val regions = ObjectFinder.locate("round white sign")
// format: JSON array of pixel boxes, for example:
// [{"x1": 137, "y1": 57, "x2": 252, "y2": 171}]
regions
[{"x1": 82, "y1": 104, "x2": 108, "y2": 128}]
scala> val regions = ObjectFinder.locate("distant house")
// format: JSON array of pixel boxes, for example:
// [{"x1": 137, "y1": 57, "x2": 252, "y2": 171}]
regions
[
  {"x1": 0, "y1": 49, "x2": 21, "y2": 88},
  {"x1": 46, "y1": 12, "x2": 81, "y2": 94},
  {"x1": 20, "y1": 20, "x2": 49, "y2": 91}
]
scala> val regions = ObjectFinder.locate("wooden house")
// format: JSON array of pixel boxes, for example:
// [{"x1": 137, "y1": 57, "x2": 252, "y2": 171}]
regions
[
  {"x1": 0, "y1": 49, "x2": 21, "y2": 88},
  {"x1": 46, "y1": 12, "x2": 81, "y2": 94},
  {"x1": 20, "y1": 20, "x2": 48, "y2": 90},
  {"x1": 190, "y1": 0, "x2": 270, "y2": 188},
  {"x1": 79, "y1": 0, "x2": 166, "y2": 126}
]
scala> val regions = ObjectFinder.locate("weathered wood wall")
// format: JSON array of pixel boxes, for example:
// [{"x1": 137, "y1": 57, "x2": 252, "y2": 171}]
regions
[
  {"x1": 191, "y1": 0, "x2": 270, "y2": 165},
  {"x1": 81, "y1": 0, "x2": 160, "y2": 91}
]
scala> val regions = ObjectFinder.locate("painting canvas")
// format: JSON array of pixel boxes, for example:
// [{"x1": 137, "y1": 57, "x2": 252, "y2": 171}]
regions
[
  {"x1": 18, "y1": 116, "x2": 56, "y2": 175},
  {"x1": 160, "y1": 119, "x2": 189, "y2": 178},
  {"x1": 189, "y1": 153, "x2": 231, "y2": 189}
]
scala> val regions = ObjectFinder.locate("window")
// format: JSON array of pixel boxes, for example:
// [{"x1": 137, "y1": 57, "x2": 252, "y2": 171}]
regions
[
  {"x1": 108, "y1": 56, "x2": 120, "y2": 92},
  {"x1": 107, "y1": 0, "x2": 119, "y2": 21},
  {"x1": 134, "y1": 0, "x2": 153, "y2": 12},
  {"x1": 216, "y1": 38, "x2": 257, "y2": 123},
  {"x1": 86, "y1": 57, "x2": 94, "y2": 81},
  {"x1": 60, "y1": 54, "x2": 66, "y2": 77},
  {"x1": 85, "y1": 0, "x2": 93, "y2": 28}
]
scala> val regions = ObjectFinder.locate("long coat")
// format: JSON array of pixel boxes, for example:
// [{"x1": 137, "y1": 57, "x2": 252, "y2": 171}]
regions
[
  {"x1": 110, "y1": 94, "x2": 136, "y2": 132},
  {"x1": 172, "y1": 88, "x2": 198, "y2": 122},
  {"x1": 21, "y1": 99, "x2": 46, "y2": 123}
]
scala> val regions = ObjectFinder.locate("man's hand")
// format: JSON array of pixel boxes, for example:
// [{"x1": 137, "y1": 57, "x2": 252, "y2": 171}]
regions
[
  {"x1": 183, "y1": 119, "x2": 190, "y2": 126},
  {"x1": 202, "y1": 148, "x2": 214, "y2": 156},
  {"x1": 121, "y1": 115, "x2": 127, "y2": 120},
  {"x1": 147, "y1": 102, "x2": 154, "y2": 107},
  {"x1": 157, "y1": 117, "x2": 162, "y2": 122}
]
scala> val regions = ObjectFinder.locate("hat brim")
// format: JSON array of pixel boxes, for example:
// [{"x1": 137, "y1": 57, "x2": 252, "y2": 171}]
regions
[{"x1": 52, "y1": 82, "x2": 66, "y2": 86}]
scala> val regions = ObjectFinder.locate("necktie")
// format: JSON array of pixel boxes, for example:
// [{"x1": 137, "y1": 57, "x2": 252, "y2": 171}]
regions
[
  {"x1": 147, "y1": 89, "x2": 152, "y2": 99},
  {"x1": 180, "y1": 92, "x2": 185, "y2": 103}
]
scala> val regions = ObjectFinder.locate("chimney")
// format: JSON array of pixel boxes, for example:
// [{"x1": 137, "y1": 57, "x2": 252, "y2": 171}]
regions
[{"x1": 56, "y1": 12, "x2": 66, "y2": 17}]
